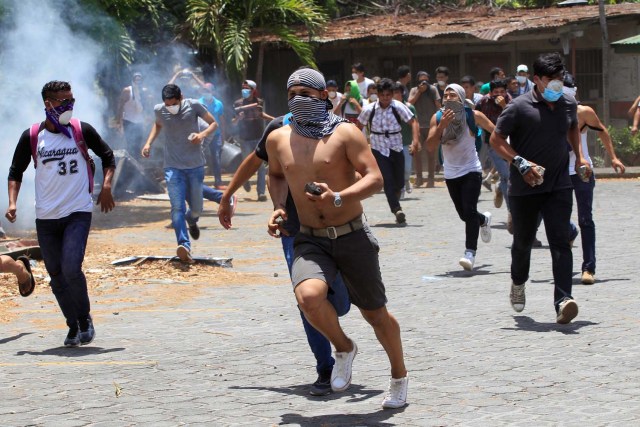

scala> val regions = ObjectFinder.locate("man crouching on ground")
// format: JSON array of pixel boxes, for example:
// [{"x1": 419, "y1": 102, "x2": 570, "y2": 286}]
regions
[{"x1": 265, "y1": 68, "x2": 408, "y2": 409}]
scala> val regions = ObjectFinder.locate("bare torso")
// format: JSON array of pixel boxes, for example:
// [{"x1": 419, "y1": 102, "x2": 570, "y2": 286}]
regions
[{"x1": 268, "y1": 123, "x2": 366, "y2": 228}]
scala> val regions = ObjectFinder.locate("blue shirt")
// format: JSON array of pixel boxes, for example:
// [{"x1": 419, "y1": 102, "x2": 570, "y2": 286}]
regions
[{"x1": 199, "y1": 96, "x2": 224, "y2": 137}]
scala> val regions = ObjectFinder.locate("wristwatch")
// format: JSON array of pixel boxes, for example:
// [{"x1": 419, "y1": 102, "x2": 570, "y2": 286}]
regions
[{"x1": 333, "y1": 192, "x2": 343, "y2": 208}]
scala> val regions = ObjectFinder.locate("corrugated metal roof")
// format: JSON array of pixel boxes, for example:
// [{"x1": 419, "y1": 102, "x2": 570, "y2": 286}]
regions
[
  {"x1": 252, "y1": 4, "x2": 640, "y2": 44},
  {"x1": 612, "y1": 34, "x2": 640, "y2": 45}
]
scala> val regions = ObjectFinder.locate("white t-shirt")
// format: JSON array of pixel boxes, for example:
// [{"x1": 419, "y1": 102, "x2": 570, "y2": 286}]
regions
[
  {"x1": 329, "y1": 92, "x2": 343, "y2": 112},
  {"x1": 357, "y1": 78, "x2": 375, "y2": 99},
  {"x1": 569, "y1": 130, "x2": 593, "y2": 175},
  {"x1": 441, "y1": 123, "x2": 482, "y2": 179},
  {"x1": 34, "y1": 129, "x2": 93, "y2": 219}
]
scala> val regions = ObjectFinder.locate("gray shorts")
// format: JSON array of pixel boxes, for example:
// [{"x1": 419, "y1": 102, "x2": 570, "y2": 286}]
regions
[{"x1": 291, "y1": 223, "x2": 387, "y2": 310}]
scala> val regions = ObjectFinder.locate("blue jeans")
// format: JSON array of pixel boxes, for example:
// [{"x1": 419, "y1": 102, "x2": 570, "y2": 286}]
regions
[
  {"x1": 36, "y1": 212, "x2": 92, "y2": 328},
  {"x1": 209, "y1": 134, "x2": 223, "y2": 186},
  {"x1": 487, "y1": 145, "x2": 510, "y2": 210},
  {"x1": 239, "y1": 138, "x2": 266, "y2": 196},
  {"x1": 281, "y1": 235, "x2": 351, "y2": 373},
  {"x1": 165, "y1": 166, "x2": 205, "y2": 251},
  {"x1": 202, "y1": 184, "x2": 223, "y2": 204},
  {"x1": 571, "y1": 174, "x2": 596, "y2": 274},
  {"x1": 402, "y1": 146, "x2": 412, "y2": 182},
  {"x1": 510, "y1": 189, "x2": 574, "y2": 310}
]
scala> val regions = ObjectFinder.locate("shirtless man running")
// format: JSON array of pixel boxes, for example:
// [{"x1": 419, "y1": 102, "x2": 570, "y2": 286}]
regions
[{"x1": 265, "y1": 68, "x2": 409, "y2": 409}]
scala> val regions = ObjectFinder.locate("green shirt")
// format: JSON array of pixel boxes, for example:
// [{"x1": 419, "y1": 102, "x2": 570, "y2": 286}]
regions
[{"x1": 401, "y1": 103, "x2": 416, "y2": 146}]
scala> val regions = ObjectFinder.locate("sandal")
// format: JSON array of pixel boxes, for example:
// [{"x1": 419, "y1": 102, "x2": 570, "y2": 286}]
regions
[{"x1": 16, "y1": 255, "x2": 35, "y2": 297}]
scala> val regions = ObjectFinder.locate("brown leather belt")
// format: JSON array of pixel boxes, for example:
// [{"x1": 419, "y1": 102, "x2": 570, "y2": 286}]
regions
[{"x1": 299, "y1": 216, "x2": 364, "y2": 240}]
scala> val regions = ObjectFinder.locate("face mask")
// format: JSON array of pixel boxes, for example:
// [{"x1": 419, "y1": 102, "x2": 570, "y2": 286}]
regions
[
  {"x1": 241, "y1": 88, "x2": 252, "y2": 99},
  {"x1": 166, "y1": 103, "x2": 180, "y2": 114},
  {"x1": 369, "y1": 94, "x2": 378, "y2": 102},
  {"x1": 444, "y1": 99, "x2": 463, "y2": 115},
  {"x1": 328, "y1": 91, "x2": 336, "y2": 99},
  {"x1": 541, "y1": 79, "x2": 563, "y2": 102},
  {"x1": 437, "y1": 80, "x2": 446, "y2": 87},
  {"x1": 288, "y1": 94, "x2": 329, "y2": 125},
  {"x1": 351, "y1": 73, "x2": 358, "y2": 81},
  {"x1": 45, "y1": 101, "x2": 75, "y2": 138},
  {"x1": 516, "y1": 76, "x2": 527, "y2": 84}
]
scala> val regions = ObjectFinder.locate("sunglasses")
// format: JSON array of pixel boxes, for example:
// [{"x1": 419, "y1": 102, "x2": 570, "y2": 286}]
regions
[{"x1": 48, "y1": 97, "x2": 75, "y2": 108}]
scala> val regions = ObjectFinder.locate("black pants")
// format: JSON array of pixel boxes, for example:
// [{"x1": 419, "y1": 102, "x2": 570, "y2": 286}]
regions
[
  {"x1": 445, "y1": 172, "x2": 485, "y2": 252},
  {"x1": 509, "y1": 189, "x2": 573, "y2": 310},
  {"x1": 372, "y1": 148, "x2": 404, "y2": 213}
]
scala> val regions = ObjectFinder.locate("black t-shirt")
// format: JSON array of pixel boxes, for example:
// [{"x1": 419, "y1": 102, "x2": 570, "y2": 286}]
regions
[
  {"x1": 255, "y1": 115, "x2": 300, "y2": 236},
  {"x1": 494, "y1": 88, "x2": 577, "y2": 196},
  {"x1": 233, "y1": 97, "x2": 266, "y2": 141}
]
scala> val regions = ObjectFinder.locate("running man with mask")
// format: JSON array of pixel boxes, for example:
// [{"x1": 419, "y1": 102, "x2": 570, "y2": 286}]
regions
[
  {"x1": 7, "y1": 80, "x2": 116, "y2": 347},
  {"x1": 266, "y1": 68, "x2": 409, "y2": 409},
  {"x1": 490, "y1": 53, "x2": 591, "y2": 324},
  {"x1": 426, "y1": 84, "x2": 495, "y2": 271},
  {"x1": 142, "y1": 84, "x2": 218, "y2": 263}
]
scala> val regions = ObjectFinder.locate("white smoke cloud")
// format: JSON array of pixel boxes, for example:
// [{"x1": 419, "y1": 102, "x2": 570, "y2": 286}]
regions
[{"x1": 0, "y1": 0, "x2": 106, "y2": 235}]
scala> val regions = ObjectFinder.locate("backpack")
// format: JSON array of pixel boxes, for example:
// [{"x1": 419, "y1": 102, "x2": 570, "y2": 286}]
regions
[{"x1": 29, "y1": 118, "x2": 95, "y2": 193}]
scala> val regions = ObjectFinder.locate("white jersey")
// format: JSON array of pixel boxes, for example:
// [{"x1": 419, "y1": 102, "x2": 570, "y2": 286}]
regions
[
  {"x1": 34, "y1": 128, "x2": 93, "y2": 219},
  {"x1": 569, "y1": 130, "x2": 593, "y2": 175},
  {"x1": 441, "y1": 124, "x2": 482, "y2": 180}
]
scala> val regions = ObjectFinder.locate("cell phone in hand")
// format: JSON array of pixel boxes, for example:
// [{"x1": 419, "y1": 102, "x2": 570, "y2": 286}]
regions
[{"x1": 304, "y1": 182, "x2": 324, "y2": 196}]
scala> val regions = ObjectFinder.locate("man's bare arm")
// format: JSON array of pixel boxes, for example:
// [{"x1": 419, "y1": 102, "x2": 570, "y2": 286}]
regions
[
  {"x1": 5, "y1": 180, "x2": 21, "y2": 223},
  {"x1": 340, "y1": 125, "x2": 384, "y2": 202},
  {"x1": 582, "y1": 106, "x2": 625, "y2": 174},
  {"x1": 218, "y1": 153, "x2": 264, "y2": 229},
  {"x1": 628, "y1": 95, "x2": 640, "y2": 119},
  {"x1": 473, "y1": 110, "x2": 495, "y2": 134}
]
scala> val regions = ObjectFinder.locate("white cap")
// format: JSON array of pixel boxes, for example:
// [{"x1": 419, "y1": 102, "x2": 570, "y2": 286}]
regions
[
  {"x1": 244, "y1": 80, "x2": 257, "y2": 89},
  {"x1": 517, "y1": 64, "x2": 528, "y2": 73}
]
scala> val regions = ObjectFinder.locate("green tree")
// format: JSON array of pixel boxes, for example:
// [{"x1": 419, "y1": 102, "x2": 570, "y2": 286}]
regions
[{"x1": 186, "y1": 0, "x2": 328, "y2": 81}]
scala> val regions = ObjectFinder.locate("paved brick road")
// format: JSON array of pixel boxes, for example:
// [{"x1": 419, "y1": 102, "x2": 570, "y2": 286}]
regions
[{"x1": 1, "y1": 176, "x2": 639, "y2": 426}]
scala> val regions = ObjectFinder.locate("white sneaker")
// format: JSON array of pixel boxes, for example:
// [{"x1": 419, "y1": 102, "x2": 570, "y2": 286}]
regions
[
  {"x1": 176, "y1": 245, "x2": 194, "y2": 264},
  {"x1": 381, "y1": 374, "x2": 409, "y2": 409},
  {"x1": 510, "y1": 283, "x2": 526, "y2": 312},
  {"x1": 556, "y1": 298, "x2": 579, "y2": 324},
  {"x1": 405, "y1": 180, "x2": 412, "y2": 194},
  {"x1": 331, "y1": 340, "x2": 357, "y2": 392},
  {"x1": 480, "y1": 212, "x2": 492, "y2": 243},
  {"x1": 400, "y1": 189, "x2": 405, "y2": 200},
  {"x1": 459, "y1": 250, "x2": 475, "y2": 271}
]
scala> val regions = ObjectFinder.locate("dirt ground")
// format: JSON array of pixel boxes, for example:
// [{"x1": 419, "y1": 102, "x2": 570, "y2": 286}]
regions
[{"x1": 0, "y1": 196, "x2": 273, "y2": 323}]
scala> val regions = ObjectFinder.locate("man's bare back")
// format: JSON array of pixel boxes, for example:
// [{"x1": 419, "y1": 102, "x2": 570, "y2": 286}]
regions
[{"x1": 267, "y1": 121, "x2": 382, "y2": 229}]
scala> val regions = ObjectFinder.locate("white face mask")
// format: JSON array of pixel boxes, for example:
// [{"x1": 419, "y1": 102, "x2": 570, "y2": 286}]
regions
[
  {"x1": 437, "y1": 80, "x2": 446, "y2": 87},
  {"x1": 166, "y1": 103, "x2": 180, "y2": 115},
  {"x1": 352, "y1": 73, "x2": 359, "y2": 81},
  {"x1": 516, "y1": 76, "x2": 527, "y2": 84},
  {"x1": 58, "y1": 110, "x2": 73, "y2": 125},
  {"x1": 328, "y1": 91, "x2": 336, "y2": 99},
  {"x1": 369, "y1": 94, "x2": 378, "y2": 102}
]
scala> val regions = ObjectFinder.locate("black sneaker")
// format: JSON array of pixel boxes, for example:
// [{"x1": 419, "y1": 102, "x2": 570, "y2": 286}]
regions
[
  {"x1": 309, "y1": 369, "x2": 332, "y2": 396},
  {"x1": 64, "y1": 326, "x2": 80, "y2": 348},
  {"x1": 78, "y1": 315, "x2": 95, "y2": 345},
  {"x1": 188, "y1": 223, "x2": 200, "y2": 240}
]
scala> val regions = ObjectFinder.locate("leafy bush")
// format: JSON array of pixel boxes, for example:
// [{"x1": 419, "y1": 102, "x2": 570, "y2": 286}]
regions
[{"x1": 608, "y1": 126, "x2": 640, "y2": 166}]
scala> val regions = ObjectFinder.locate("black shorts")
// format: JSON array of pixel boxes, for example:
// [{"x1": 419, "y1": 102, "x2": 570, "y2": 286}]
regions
[{"x1": 291, "y1": 223, "x2": 387, "y2": 310}]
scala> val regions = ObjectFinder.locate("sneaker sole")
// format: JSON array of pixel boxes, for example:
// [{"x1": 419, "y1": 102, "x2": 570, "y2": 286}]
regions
[
  {"x1": 176, "y1": 246, "x2": 194, "y2": 264},
  {"x1": 459, "y1": 259, "x2": 473, "y2": 271},
  {"x1": 309, "y1": 387, "x2": 332, "y2": 396},
  {"x1": 382, "y1": 400, "x2": 408, "y2": 409},
  {"x1": 557, "y1": 300, "x2": 579, "y2": 324}
]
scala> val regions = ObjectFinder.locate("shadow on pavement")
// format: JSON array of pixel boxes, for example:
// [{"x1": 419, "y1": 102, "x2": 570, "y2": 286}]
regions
[
  {"x1": 279, "y1": 407, "x2": 404, "y2": 426},
  {"x1": 370, "y1": 223, "x2": 424, "y2": 229},
  {"x1": 16, "y1": 346, "x2": 125, "y2": 357},
  {"x1": 502, "y1": 316, "x2": 598, "y2": 334},
  {"x1": 437, "y1": 265, "x2": 508, "y2": 278},
  {"x1": 0, "y1": 332, "x2": 33, "y2": 344},
  {"x1": 230, "y1": 383, "x2": 383, "y2": 403}
]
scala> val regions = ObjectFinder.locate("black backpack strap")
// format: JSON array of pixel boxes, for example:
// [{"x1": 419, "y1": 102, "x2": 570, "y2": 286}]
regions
[
  {"x1": 368, "y1": 104, "x2": 376, "y2": 128},
  {"x1": 390, "y1": 104, "x2": 402, "y2": 126}
]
